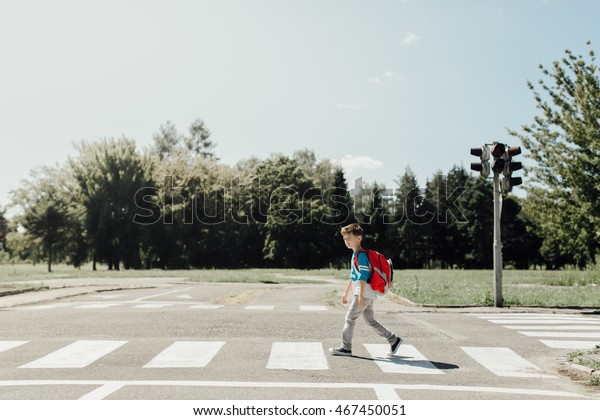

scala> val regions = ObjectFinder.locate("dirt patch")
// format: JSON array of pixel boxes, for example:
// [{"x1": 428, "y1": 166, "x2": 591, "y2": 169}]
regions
[{"x1": 215, "y1": 288, "x2": 272, "y2": 305}]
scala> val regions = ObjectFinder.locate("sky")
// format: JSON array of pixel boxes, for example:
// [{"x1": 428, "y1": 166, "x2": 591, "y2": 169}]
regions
[{"x1": 1, "y1": 0, "x2": 599, "y2": 210}]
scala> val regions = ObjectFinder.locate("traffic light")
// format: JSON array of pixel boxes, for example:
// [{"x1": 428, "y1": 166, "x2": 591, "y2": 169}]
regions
[
  {"x1": 501, "y1": 145, "x2": 523, "y2": 193},
  {"x1": 490, "y1": 142, "x2": 506, "y2": 174},
  {"x1": 470, "y1": 145, "x2": 490, "y2": 177}
]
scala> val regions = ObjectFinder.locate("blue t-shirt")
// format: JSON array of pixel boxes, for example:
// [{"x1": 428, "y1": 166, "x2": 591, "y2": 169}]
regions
[{"x1": 349, "y1": 250, "x2": 377, "y2": 300}]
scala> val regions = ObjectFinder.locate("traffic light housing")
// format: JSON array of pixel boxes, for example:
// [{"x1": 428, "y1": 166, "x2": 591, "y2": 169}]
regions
[
  {"x1": 469, "y1": 142, "x2": 523, "y2": 193},
  {"x1": 490, "y1": 142, "x2": 506, "y2": 174},
  {"x1": 501, "y1": 145, "x2": 523, "y2": 193},
  {"x1": 470, "y1": 146, "x2": 490, "y2": 177}
]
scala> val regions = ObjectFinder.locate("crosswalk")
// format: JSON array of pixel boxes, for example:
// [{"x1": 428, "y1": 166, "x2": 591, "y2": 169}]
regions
[
  {"x1": 471, "y1": 313, "x2": 600, "y2": 350},
  {"x1": 0, "y1": 338, "x2": 556, "y2": 379}
]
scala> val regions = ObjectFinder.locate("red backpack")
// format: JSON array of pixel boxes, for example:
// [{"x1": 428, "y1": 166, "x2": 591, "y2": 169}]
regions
[{"x1": 353, "y1": 249, "x2": 394, "y2": 296}]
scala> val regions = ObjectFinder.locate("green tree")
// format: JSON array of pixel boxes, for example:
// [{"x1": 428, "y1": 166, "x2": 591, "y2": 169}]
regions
[
  {"x1": 445, "y1": 166, "x2": 472, "y2": 268},
  {"x1": 501, "y1": 197, "x2": 543, "y2": 269},
  {"x1": 322, "y1": 167, "x2": 355, "y2": 267},
  {"x1": 391, "y1": 168, "x2": 431, "y2": 268},
  {"x1": 11, "y1": 166, "x2": 76, "y2": 272},
  {"x1": 426, "y1": 166, "x2": 471, "y2": 268},
  {"x1": 0, "y1": 208, "x2": 8, "y2": 252},
  {"x1": 249, "y1": 153, "x2": 335, "y2": 268},
  {"x1": 71, "y1": 138, "x2": 148, "y2": 270},
  {"x1": 357, "y1": 181, "x2": 393, "y2": 258},
  {"x1": 509, "y1": 42, "x2": 599, "y2": 268},
  {"x1": 152, "y1": 118, "x2": 217, "y2": 161},
  {"x1": 185, "y1": 118, "x2": 216, "y2": 159},
  {"x1": 461, "y1": 175, "x2": 493, "y2": 269},
  {"x1": 152, "y1": 120, "x2": 181, "y2": 160}
]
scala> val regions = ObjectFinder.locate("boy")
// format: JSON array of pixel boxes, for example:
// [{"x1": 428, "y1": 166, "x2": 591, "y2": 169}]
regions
[{"x1": 329, "y1": 223, "x2": 402, "y2": 357}]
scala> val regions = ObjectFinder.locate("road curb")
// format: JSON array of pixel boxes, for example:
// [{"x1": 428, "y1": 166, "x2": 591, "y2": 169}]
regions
[
  {"x1": 0, "y1": 286, "x2": 49, "y2": 297},
  {"x1": 0, "y1": 285, "x2": 155, "y2": 309}
]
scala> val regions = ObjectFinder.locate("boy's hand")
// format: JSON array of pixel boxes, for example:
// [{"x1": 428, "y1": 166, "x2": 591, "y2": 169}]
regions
[
  {"x1": 358, "y1": 295, "x2": 365, "y2": 308},
  {"x1": 341, "y1": 294, "x2": 349, "y2": 305}
]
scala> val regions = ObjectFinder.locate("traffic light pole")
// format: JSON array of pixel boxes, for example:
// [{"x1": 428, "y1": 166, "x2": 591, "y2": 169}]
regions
[
  {"x1": 471, "y1": 142, "x2": 521, "y2": 308},
  {"x1": 493, "y1": 172, "x2": 503, "y2": 307}
]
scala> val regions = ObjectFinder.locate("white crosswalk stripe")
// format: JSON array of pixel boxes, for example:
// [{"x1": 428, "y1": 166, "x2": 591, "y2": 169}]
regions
[
  {"x1": 144, "y1": 341, "x2": 226, "y2": 368},
  {"x1": 486, "y1": 319, "x2": 600, "y2": 324},
  {"x1": 245, "y1": 305, "x2": 274, "y2": 310},
  {"x1": 472, "y1": 313, "x2": 600, "y2": 350},
  {"x1": 503, "y1": 325, "x2": 600, "y2": 330},
  {"x1": 539, "y1": 340, "x2": 600, "y2": 350},
  {"x1": 299, "y1": 305, "x2": 328, "y2": 311},
  {"x1": 0, "y1": 341, "x2": 28, "y2": 353},
  {"x1": 267, "y1": 342, "x2": 329, "y2": 370},
  {"x1": 134, "y1": 303, "x2": 174, "y2": 309},
  {"x1": 475, "y1": 314, "x2": 593, "y2": 320},
  {"x1": 461, "y1": 346, "x2": 555, "y2": 378},
  {"x1": 19, "y1": 340, "x2": 127, "y2": 369},
  {"x1": 519, "y1": 331, "x2": 600, "y2": 338},
  {"x1": 76, "y1": 304, "x2": 122, "y2": 309}
]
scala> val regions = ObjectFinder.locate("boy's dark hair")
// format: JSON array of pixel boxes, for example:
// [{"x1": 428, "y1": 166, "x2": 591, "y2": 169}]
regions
[{"x1": 340, "y1": 223, "x2": 363, "y2": 237}]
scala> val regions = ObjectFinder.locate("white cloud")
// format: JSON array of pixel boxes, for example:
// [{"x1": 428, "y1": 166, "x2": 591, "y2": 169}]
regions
[
  {"x1": 336, "y1": 155, "x2": 384, "y2": 173},
  {"x1": 403, "y1": 32, "x2": 420, "y2": 44},
  {"x1": 368, "y1": 77, "x2": 383, "y2": 85},
  {"x1": 383, "y1": 70, "x2": 404, "y2": 81}
]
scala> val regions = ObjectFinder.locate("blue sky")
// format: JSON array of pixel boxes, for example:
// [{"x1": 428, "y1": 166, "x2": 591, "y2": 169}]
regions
[{"x1": 1, "y1": 0, "x2": 598, "y2": 209}]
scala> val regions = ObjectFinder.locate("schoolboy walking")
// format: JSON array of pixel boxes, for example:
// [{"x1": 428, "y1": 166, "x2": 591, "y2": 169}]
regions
[{"x1": 329, "y1": 223, "x2": 402, "y2": 357}]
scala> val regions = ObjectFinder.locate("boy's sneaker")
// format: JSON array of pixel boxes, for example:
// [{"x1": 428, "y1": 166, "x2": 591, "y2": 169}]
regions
[
  {"x1": 388, "y1": 337, "x2": 403, "y2": 356},
  {"x1": 329, "y1": 346, "x2": 352, "y2": 357}
]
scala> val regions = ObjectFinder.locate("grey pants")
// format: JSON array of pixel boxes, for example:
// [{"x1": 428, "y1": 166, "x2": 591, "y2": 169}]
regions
[{"x1": 342, "y1": 295, "x2": 397, "y2": 351}]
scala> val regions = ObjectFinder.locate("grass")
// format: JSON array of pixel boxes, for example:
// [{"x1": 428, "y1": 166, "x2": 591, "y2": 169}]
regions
[
  {"x1": 0, "y1": 262, "x2": 337, "y2": 286},
  {"x1": 567, "y1": 345, "x2": 600, "y2": 386},
  {"x1": 393, "y1": 269, "x2": 600, "y2": 307},
  {"x1": 1, "y1": 262, "x2": 599, "y2": 308}
]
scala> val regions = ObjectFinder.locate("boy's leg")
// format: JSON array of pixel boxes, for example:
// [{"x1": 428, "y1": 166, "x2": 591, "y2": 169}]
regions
[
  {"x1": 341, "y1": 295, "x2": 365, "y2": 351},
  {"x1": 362, "y1": 299, "x2": 397, "y2": 345}
]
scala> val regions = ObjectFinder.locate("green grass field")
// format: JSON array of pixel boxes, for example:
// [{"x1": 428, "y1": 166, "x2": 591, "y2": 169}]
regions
[
  {"x1": 393, "y1": 269, "x2": 600, "y2": 307},
  {"x1": 0, "y1": 263, "x2": 336, "y2": 286},
  {"x1": 1, "y1": 263, "x2": 599, "y2": 308}
]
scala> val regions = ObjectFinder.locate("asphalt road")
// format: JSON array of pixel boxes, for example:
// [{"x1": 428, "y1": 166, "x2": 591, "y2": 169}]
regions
[{"x1": 0, "y1": 278, "x2": 598, "y2": 400}]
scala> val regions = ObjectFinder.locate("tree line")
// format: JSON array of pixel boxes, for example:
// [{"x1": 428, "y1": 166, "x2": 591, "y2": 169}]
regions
[
  {"x1": 0, "y1": 44, "x2": 597, "y2": 271},
  {"x1": 0, "y1": 134, "x2": 557, "y2": 272}
]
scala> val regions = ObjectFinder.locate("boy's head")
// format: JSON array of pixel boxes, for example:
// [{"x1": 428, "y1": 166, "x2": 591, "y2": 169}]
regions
[{"x1": 340, "y1": 223, "x2": 363, "y2": 250}]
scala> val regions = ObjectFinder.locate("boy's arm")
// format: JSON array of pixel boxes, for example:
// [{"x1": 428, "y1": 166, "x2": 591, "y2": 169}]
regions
[
  {"x1": 358, "y1": 280, "x2": 366, "y2": 307},
  {"x1": 341, "y1": 280, "x2": 352, "y2": 304}
]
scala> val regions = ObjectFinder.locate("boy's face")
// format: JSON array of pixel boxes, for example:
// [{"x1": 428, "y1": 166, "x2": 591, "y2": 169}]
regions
[{"x1": 342, "y1": 233, "x2": 362, "y2": 251}]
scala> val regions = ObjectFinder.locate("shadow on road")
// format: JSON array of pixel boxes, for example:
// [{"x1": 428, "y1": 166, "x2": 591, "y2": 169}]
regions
[{"x1": 350, "y1": 355, "x2": 459, "y2": 371}]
